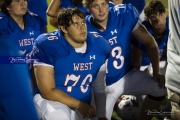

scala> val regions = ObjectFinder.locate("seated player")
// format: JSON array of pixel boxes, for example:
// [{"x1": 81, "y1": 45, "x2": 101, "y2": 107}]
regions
[{"x1": 32, "y1": 8, "x2": 111, "y2": 120}]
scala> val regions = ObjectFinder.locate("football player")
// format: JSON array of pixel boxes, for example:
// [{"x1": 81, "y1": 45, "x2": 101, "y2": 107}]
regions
[
  {"x1": 0, "y1": 0, "x2": 46, "y2": 94},
  {"x1": 116, "y1": 1, "x2": 170, "y2": 119},
  {"x1": 32, "y1": 8, "x2": 111, "y2": 120},
  {"x1": 0, "y1": 0, "x2": 46, "y2": 56},
  {"x1": 132, "y1": 0, "x2": 169, "y2": 75},
  {"x1": 82, "y1": 0, "x2": 167, "y2": 120}
]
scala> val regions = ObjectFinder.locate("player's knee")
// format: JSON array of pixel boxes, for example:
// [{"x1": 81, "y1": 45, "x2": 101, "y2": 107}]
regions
[
  {"x1": 150, "y1": 83, "x2": 167, "y2": 97},
  {"x1": 147, "y1": 94, "x2": 166, "y2": 101},
  {"x1": 148, "y1": 85, "x2": 167, "y2": 101}
]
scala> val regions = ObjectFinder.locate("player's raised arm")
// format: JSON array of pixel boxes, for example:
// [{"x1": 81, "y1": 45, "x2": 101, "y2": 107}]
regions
[
  {"x1": 46, "y1": 0, "x2": 64, "y2": 28},
  {"x1": 46, "y1": 0, "x2": 63, "y2": 18}
]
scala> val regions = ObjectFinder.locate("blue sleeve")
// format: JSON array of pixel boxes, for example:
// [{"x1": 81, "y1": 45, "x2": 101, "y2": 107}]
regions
[
  {"x1": 0, "y1": 38, "x2": 39, "y2": 120},
  {"x1": 125, "y1": 0, "x2": 145, "y2": 13},
  {"x1": 89, "y1": 33, "x2": 111, "y2": 59},
  {"x1": 0, "y1": 14, "x2": 13, "y2": 38},
  {"x1": 28, "y1": 0, "x2": 48, "y2": 25},
  {"x1": 32, "y1": 34, "x2": 54, "y2": 65},
  {"x1": 113, "y1": 4, "x2": 139, "y2": 28},
  {"x1": 124, "y1": 4, "x2": 139, "y2": 25},
  {"x1": 27, "y1": 12, "x2": 46, "y2": 33}
]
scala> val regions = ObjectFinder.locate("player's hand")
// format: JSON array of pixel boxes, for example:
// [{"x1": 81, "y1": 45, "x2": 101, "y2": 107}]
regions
[
  {"x1": 77, "y1": 101, "x2": 96, "y2": 118},
  {"x1": 153, "y1": 73, "x2": 165, "y2": 89}
]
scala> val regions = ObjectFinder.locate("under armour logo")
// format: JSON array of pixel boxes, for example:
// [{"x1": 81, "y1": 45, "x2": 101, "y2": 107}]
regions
[
  {"x1": 90, "y1": 55, "x2": 96, "y2": 60},
  {"x1": 30, "y1": 31, "x2": 34, "y2": 36},
  {"x1": 111, "y1": 29, "x2": 117, "y2": 35}
]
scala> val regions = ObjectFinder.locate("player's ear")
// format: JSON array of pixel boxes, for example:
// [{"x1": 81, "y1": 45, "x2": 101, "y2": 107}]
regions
[
  {"x1": 59, "y1": 26, "x2": 67, "y2": 34},
  {"x1": 6, "y1": 6, "x2": 10, "y2": 11}
]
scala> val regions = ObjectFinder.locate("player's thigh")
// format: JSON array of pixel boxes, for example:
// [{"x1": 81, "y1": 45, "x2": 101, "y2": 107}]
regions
[
  {"x1": 105, "y1": 69, "x2": 152, "y2": 99},
  {"x1": 105, "y1": 75, "x2": 126, "y2": 99},
  {"x1": 34, "y1": 94, "x2": 71, "y2": 120},
  {"x1": 123, "y1": 69, "x2": 166, "y2": 97}
]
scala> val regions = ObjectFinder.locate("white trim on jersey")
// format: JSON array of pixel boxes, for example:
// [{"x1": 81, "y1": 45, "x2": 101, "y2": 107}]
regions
[
  {"x1": 74, "y1": 42, "x2": 87, "y2": 53},
  {"x1": 132, "y1": 20, "x2": 141, "y2": 33},
  {"x1": 33, "y1": 61, "x2": 54, "y2": 68}
]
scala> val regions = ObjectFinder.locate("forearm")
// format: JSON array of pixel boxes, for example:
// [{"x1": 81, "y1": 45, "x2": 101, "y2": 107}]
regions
[
  {"x1": 146, "y1": 41, "x2": 160, "y2": 74},
  {"x1": 49, "y1": 17, "x2": 58, "y2": 29},
  {"x1": 42, "y1": 88, "x2": 81, "y2": 109},
  {"x1": 46, "y1": 0, "x2": 61, "y2": 17}
]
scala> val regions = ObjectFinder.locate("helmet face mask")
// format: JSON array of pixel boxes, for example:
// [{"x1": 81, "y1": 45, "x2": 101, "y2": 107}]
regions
[{"x1": 116, "y1": 95, "x2": 143, "y2": 120}]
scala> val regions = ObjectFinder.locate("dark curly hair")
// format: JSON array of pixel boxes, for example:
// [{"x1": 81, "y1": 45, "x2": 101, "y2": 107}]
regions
[
  {"x1": 82, "y1": 0, "x2": 109, "y2": 8},
  {"x1": 0, "y1": 0, "x2": 28, "y2": 15},
  {"x1": 144, "y1": 0, "x2": 166, "y2": 19},
  {"x1": 57, "y1": 8, "x2": 85, "y2": 30}
]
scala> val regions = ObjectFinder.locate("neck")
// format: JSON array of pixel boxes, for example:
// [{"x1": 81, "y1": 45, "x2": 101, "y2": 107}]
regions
[
  {"x1": 64, "y1": 35, "x2": 85, "y2": 48},
  {"x1": 152, "y1": 27, "x2": 166, "y2": 43},
  {"x1": 71, "y1": 41, "x2": 86, "y2": 48},
  {"x1": 10, "y1": 15, "x2": 25, "y2": 30},
  {"x1": 92, "y1": 17, "x2": 108, "y2": 30},
  {"x1": 153, "y1": 26, "x2": 166, "y2": 37}
]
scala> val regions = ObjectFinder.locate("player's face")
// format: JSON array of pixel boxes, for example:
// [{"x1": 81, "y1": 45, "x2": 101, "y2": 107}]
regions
[
  {"x1": 7, "y1": 0, "x2": 28, "y2": 17},
  {"x1": 148, "y1": 12, "x2": 167, "y2": 30},
  {"x1": 88, "y1": 0, "x2": 109, "y2": 23},
  {"x1": 65, "y1": 15, "x2": 87, "y2": 46}
]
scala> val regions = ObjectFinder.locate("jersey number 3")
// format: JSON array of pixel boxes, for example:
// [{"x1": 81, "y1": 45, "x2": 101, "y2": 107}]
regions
[{"x1": 106, "y1": 46, "x2": 124, "y2": 73}]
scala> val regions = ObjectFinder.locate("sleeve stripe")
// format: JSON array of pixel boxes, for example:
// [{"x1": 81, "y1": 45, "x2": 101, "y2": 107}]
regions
[{"x1": 33, "y1": 61, "x2": 54, "y2": 68}]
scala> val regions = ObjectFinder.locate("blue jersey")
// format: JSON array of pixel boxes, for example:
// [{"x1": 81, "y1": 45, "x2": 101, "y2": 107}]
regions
[
  {"x1": 86, "y1": 4, "x2": 139, "y2": 85},
  {"x1": 28, "y1": 0, "x2": 48, "y2": 25},
  {"x1": 60, "y1": 0, "x2": 90, "y2": 15},
  {"x1": 131, "y1": 17, "x2": 169, "y2": 66},
  {"x1": 33, "y1": 30, "x2": 111, "y2": 104},
  {"x1": 0, "y1": 38, "x2": 39, "y2": 120},
  {"x1": 109, "y1": 1, "x2": 115, "y2": 9},
  {"x1": 0, "y1": 12, "x2": 45, "y2": 55},
  {"x1": 125, "y1": 0, "x2": 145, "y2": 14}
]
